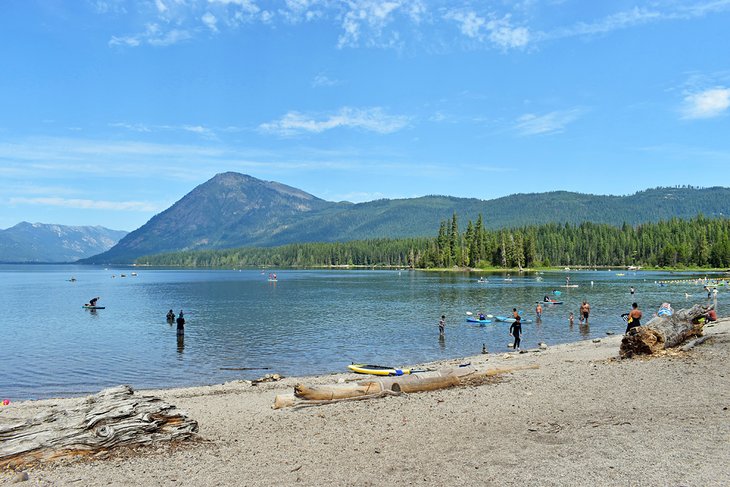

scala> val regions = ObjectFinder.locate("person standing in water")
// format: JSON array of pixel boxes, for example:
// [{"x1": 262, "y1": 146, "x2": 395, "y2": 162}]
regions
[
  {"x1": 579, "y1": 301, "x2": 591, "y2": 324},
  {"x1": 630, "y1": 286, "x2": 635, "y2": 295},
  {"x1": 509, "y1": 314, "x2": 522, "y2": 351},
  {"x1": 622, "y1": 302, "x2": 642, "y2": 334},
  {"x1": 176, "y1": 311, "x2": 185, "y2": 336},
  {"x1": 438, "y1": 315, "x2": 446, "y2": 336},
  {"x1": 536, "y1": 303, "x2": 543, "y2": 320}
]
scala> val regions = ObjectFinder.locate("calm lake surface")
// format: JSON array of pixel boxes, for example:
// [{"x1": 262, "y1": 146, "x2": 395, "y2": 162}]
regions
[{"x1": 1, "y1": 265, "x2": 726, "y2": 400}]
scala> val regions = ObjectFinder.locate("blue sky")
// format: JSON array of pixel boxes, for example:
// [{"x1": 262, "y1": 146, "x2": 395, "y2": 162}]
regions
[{"x1": 1, "y1": 0, "x2": 729, "y2": 231}]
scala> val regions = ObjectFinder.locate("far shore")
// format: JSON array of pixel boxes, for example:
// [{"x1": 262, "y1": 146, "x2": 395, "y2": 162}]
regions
[{"x1": 2, "y1": 318, "x2": 729, "y2": 486}]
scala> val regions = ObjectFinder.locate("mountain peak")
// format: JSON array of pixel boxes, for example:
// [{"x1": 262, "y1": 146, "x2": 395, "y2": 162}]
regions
[{"x1": 82, "y1": 176, "x2": 730, "y2": 264}]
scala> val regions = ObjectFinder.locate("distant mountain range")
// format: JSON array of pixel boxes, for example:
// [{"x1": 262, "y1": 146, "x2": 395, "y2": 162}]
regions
[
  {"x1": 83, "y1": 172, "x2": 730, "y2": 264},
  {"x1": 0, "y1": 222, "x2": 127, "y2": 263}
]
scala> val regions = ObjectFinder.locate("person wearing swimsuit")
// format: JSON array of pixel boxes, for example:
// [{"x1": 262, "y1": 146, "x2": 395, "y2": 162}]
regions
[{"x1": 623, "y1": 302, "x2": 642, "y2": 334}]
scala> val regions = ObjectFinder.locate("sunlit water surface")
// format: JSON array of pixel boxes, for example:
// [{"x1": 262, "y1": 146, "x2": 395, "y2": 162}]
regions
[{"x1": 1, "y1": 265, "x2": 726, "y2": 400}]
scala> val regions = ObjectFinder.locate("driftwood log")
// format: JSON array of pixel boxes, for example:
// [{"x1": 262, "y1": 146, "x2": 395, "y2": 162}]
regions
[
  {"x1": 273, "y1": 365, "x2": 538, "y2": 409},
  {"x1": 0, "y1": 385, "x2": 198, "y2": 468},
  {"x1": 619, "y1": 304, "x2": 712, "y2": 358}
]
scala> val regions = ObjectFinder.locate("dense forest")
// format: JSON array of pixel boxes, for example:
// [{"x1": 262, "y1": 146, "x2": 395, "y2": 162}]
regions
[{"x1": 137, "y1": 215, "x2": 730, "y2": 269}]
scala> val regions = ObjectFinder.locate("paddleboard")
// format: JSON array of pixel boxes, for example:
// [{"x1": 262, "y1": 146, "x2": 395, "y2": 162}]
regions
[
  {"x1": 495, "y1": 316, "x2": 533, "y2": 324},
  {"x1": 561, "y1": 285, "x2": 579, "y2": 288},
  {"x1": 347, "y1": 364, "x2": 410, "y2": 376},
  {"x1": 536, "y1": 301, "x2": 563, "y2": 305},
  {"x1": 82, "y1": 306, "x2": 105, "y2": 310}
]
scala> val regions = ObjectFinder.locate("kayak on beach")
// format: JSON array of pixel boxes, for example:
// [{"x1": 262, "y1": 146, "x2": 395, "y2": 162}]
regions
[{"x1": 347, "y1": 364, "x2": 412, "y2": 376}]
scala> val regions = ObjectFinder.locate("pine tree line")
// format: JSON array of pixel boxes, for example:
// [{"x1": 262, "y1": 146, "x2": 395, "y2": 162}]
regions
[{"x1": 137, "y1": 215, "x2": 730, "y2": 269}]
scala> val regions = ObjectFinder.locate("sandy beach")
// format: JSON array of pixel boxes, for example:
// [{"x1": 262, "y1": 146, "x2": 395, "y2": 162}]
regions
[{"x1": 2, "y1": 319, "x2": 729, "y2": 486}]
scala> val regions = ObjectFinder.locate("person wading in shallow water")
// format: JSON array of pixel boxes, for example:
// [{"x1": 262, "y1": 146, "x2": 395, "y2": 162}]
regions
[
  {"x1": 509, "y1": 314, "x2": 522, "y2": 351},
  {"x1": 579, "y1": 301, "x2": 591, "y2": 324},
  {"x1": 438, "y1": 315, "x2": 446, "y2": 336},
  {"x1": 176, "y1": 311, "x2": 185, "y2": 336}
]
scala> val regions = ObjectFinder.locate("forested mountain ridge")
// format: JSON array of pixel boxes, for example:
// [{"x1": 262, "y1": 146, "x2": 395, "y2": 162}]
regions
[
  {"x1": 83, "y1": 172, "x2": 730, "y2": 264},
  {"x1": 138, "y1": 216, "x2": 730, "y2": 270},
  {"x1": 0, "y1": 222, "x2": 127, "y2": 263}
]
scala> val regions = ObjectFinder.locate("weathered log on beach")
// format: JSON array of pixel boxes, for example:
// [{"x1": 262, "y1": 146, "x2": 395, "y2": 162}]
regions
[
  {"x1": 0, "y1": 385, "x2": 198, "y2": 468},
  {"x1": 619, "y1": 304, "x2": 711, "y2": 358},
  {"x1": 274, "y1": 365, "x2": 539, "y2": 409}
]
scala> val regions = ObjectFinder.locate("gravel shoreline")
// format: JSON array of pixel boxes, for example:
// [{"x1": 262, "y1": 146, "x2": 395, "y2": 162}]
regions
[{"x1": 2, "y1": 319, "x2": 729, "y2": 486}]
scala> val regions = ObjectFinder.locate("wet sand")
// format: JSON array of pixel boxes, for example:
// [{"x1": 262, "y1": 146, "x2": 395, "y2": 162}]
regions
[{"x1": 2, "y1": 319, "x2": 729, "y2": 486}]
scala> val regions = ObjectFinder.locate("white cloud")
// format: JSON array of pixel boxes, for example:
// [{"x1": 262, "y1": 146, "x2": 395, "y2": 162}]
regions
[
  {"x1": 9, "y1": 197, "x2": 160, "y2": 212},
  {"x1": 155, "y1": 0, "x2": 168, "y2": 14},
  {"x1": 336, "y1": 0, "x2": 413, "y2": 48},
  {"x1": 514, "y1": 109, "x2": 583, "y2": 135},
  {"x1": 259, "y1": 107, "x2": 410, "y2": 135},
  {"x1": 444, "y1": 10, "x2": 529, "y2": 49},
  {"x1": 312, "y1": 73, "x2": 339, "y2": 87},
  {"x1": 202, "y1": 12, "x2": 219, "y2": 32},
  {"x1": 682, "y1": 88, "x2": 730, "y2": 119},
  {"x1": 445, "y1": 10, "x2": 486, "y2": 39},
  {"x1": 109, "y1": 122, "x2": 216, "y2": 138},
  {"x1": 109, "y1": 23, "x2": 192, "y2": 47},
  {"x1": 99, "y1": 0, "x2": 730, "y2": 51},
  {"x1": 550, "y1": 7, "x2": 660, "y2": 39}
]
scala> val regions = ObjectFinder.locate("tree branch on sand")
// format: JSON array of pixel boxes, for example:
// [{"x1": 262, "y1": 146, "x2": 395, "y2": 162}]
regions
[
  {"x1": 0, "y1": 385, "x2": 198, "y2": 468},
  {"x1": 273, "y1": 365, "x2": 539, "y2": 409},
  {"x1": 619, "y1": 304, "x2": 712, "y2": 358}
]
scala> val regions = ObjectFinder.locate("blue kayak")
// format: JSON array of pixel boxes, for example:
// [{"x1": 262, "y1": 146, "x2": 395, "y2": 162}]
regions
[
  {"x1": 495, "y1": 316, "x2": 533, "y2": 324},
  {"x1": 466, "y1": 317, "x2": 492, "y2": 325}
]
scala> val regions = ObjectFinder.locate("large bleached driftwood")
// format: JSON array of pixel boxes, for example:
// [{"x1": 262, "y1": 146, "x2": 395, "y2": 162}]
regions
[
  {"x1": 273, "y1": 365, "x2": 538, "y2": 409},
  {"x1": 619, "y1": 304, "x2": 711, "y2": 358},
  {"x1": 0, "y1": 385, "x2": 198, "y2": 467}
]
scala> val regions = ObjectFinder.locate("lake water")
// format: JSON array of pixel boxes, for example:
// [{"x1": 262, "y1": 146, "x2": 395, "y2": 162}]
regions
[{"x1": 1, "y1": 265, "x2": 726, "y2": 400}]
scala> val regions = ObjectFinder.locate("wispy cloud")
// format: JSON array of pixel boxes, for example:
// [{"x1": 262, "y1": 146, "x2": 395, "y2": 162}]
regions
[
  {"x1": 444, "y1": 10, "x2": 529, "y2": 49},
  {"x1": 201, "y1": 12, "x2": 219, "y2": 32},
  {"x1": 98, "y1": 1, "x2": 730, "y2": 51},
  {"x1": 109, "y1": 23, "x2": 193, "y2": 47},
  {"x1": 681, "y1": 87, "x2": 730, "y2": 119},
  {"x1": 312, "y1": 73, "x2": 340, "y2": 87},
  {"x1": 514, "y1": 108, "x2": 583, "y2": 136},
  {"x1": 259, "y1": 107, "x2": 410, "y2": 135},
  {"x1": 9, "y1": 197, "x2": 160, "y2": 212},
  {"x1": 546, "y1": 7, "x2": 660, "y2": 40},
  {"x1": 110, "y1": 122, "x2": 217, "y2": 138}
]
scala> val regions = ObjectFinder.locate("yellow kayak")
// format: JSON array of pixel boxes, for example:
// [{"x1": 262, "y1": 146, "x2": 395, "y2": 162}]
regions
[{"x1": 347, "y1": 364, "x2": 411, "y2": 376}]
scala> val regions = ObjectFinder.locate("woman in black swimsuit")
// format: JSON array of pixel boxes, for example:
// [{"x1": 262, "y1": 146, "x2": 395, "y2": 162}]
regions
[{"x1": 623, "y1": 302, "x2": 642, "y2": 334}]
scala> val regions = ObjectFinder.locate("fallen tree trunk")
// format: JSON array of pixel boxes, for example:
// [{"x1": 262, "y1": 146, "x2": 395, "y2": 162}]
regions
[
  {"x1": 620, "y1": 304, "x2": 711, "y2": 358},
  {"x1": 0, "y1": 385, "x2": 198, "y2": 468},
  {"x1": 274, "y1": 365, "x2": 538, "y2": 409}
]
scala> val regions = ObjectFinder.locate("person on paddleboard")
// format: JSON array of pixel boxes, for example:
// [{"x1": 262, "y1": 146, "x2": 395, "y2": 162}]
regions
[{"x1": 88, "y1": 297, "x2": 100, "y2": 307}]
